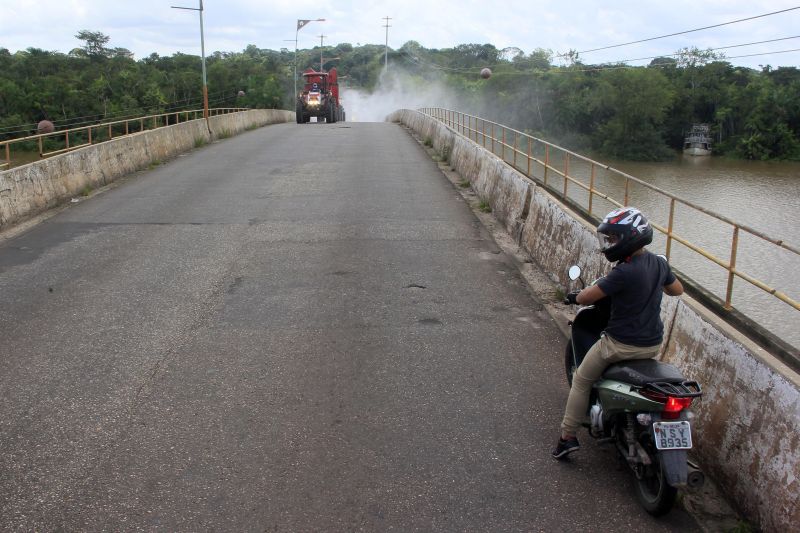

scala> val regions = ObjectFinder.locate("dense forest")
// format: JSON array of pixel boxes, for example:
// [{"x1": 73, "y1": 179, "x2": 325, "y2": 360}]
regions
[{"x1": 1, "y1": 31, "x2": 799, "y2": 161}]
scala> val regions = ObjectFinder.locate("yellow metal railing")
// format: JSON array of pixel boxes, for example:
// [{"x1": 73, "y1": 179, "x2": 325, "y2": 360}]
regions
[
  {"x1": 420, "y1": 107, "x2": 800, "y2": 316},
  {"x1": 0, "y1": 108, "x2": 248, "y2": 170}
]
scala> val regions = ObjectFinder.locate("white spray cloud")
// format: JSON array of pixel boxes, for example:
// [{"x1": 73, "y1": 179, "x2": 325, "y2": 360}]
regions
[{"x1": 341, "y1": 68, "x2": 466, "y2": 122}]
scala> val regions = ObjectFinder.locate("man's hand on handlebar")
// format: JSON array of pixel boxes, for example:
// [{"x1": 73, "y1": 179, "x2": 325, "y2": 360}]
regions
[{"x1": 564, "y1": 290, "x2": 581, "y2": 305}]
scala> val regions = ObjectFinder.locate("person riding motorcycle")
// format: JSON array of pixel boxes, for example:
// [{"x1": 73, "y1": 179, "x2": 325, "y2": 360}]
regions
[{"x1": 552, "y1": 207, "x2": 684, "y2": 459}]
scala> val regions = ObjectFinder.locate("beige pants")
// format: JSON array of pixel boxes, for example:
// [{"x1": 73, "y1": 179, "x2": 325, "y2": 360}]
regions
[{"x1": 561, "y1": 334, "x2": 661, "y2": 435}]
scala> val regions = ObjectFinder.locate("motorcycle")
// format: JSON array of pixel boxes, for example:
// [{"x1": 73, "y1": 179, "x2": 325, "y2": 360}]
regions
[{"x1": 563, "y1": 262, "x2": 705, "y2": 516}]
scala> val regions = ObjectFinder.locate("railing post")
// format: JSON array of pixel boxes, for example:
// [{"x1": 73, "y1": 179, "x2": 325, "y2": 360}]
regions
[
  {"x1": 666, "y1": 199, "x2": 676, "y2": 260},
  {"x1": 4, "y1": 143, "x2": 10, "y2": 166},
  {"x1": 527, "y1": 137, "x2": 531, "y2": 176},
  {"x1": 38, "y1": 136, "x2": 43, "y2": 156},
  {"x1": 140, "y1": 118, "x2": 144, "y2": 132},
  {"x1": 108, "y1": 124, "x2": 113, "y2": 139},
  {"x1": 88, "y1": 127, "x2": 93, "y2": 145},
  {"x1": 544, "y1": 145, "x2": 549, "y2": 186},
  {"x1": 624, "y1": 179, "x2": 630, "y2": 206},
  {"x1": 502, "y1": 128, "x2": 506, "y2": 161},
  {"x1": 65, "y1": 131, "x2": 70, "y2": 150},
  {"x1": 562, "y1": 153, "x2": 569, "y2": 198},
  {"x1": 125, "y1": 121, "x2": 129, "y2": 135},
  {"x1": 513, "y1": 131, "x2": 518, "y2": 168},
  {"x1": 482, "y1": 121, "x2": 486, "y2": 148},
  {"x1": 491, "y1": 124, "x2": 495, "y2": 154},
  {"x1": 725, "y1": 226, "x2": 740, "y2": 310},
  {"x1": 589, "y1": 164, "x2": 596, "y2": 216}
]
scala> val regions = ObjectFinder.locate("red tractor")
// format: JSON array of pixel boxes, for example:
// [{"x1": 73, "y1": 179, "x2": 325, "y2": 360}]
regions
[{"x1": 296, "y1": 67, "x2": 346, "y2": 124}]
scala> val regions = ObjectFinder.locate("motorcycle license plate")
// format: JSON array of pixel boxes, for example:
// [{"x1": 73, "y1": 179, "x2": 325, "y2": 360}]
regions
[{"x1": 653, "y1": 421, "x2": 692, "y2": 450}]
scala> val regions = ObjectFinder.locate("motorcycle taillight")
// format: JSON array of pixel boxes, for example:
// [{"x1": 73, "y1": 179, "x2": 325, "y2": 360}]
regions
[
  {"x1": 640, "y1": 389, "x2": 693, "y2": 419},
  {"x1": 662, "y1": 396, "x2": 693, "y2": 420}
]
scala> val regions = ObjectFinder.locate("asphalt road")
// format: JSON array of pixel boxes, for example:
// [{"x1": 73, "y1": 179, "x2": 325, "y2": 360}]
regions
[{"x1": 0, "y1": 121, "x2": 699, "y2": 531}]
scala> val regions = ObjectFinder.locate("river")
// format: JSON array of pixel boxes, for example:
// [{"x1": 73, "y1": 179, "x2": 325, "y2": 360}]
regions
[{"x1": 554, "y1": 154, "x2": 800, "y2": 352}]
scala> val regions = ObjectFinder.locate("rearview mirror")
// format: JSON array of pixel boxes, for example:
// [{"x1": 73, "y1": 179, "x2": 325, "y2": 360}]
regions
[{"x1": 568, "y1": 265, "x2": 581, "y2": 281}]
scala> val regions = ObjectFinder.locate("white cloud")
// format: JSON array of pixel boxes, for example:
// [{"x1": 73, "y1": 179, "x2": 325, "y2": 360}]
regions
[{"x1": 1, "y1": 0, "x2": 798, "y2": 68}]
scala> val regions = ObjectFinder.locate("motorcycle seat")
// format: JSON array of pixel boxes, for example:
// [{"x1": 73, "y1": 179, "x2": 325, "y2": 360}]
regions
[{"x1": 602, "y1": 359, "x2": 685, "y2": 386}]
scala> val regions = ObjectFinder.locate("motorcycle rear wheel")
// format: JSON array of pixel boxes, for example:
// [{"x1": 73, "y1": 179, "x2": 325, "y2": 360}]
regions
[{"x1": 635, "y1": 454, "x2": 678, "y2": 516}]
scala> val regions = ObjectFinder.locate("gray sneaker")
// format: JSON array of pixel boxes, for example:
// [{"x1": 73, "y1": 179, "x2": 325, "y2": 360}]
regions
[{"x1": 551, "y1": 437, "x2": 580, "y2": 459}]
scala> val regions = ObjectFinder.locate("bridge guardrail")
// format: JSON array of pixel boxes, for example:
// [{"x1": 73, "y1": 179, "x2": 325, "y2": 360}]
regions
[
  {"x1": 0, "y1": 108, "x2": 248, "y2": 170},
  {"x1": 419, "y1": 107, "x2": 799, "y2": 341}
]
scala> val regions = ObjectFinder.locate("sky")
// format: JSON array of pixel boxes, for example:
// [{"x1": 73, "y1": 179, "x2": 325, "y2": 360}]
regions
[{"x1": 2, "y1": 0, "x2": 799, "y2": 70}]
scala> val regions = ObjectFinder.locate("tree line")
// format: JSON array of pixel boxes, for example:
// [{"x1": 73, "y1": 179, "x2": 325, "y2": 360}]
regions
[
  {"x1": 1, "y1": 32, "x2": 798, "y2": 161},
  {"x1": 395, "y1": 42, "x2": 800, "y2": 161}
]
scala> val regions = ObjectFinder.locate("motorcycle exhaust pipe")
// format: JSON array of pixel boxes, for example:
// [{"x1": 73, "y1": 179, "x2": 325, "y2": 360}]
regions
[{"x1": 687, "y1": 462, "x2": 705, "y2": 489}]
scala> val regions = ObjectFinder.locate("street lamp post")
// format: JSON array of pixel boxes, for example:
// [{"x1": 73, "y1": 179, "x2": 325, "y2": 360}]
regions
[
  {"x1": 318, "y1": 34, "x2": 327, "y2": 71},
  {"x1": 172, "y1": 0, "x2": 209, "y2": 131},
  {"x1": 294, "y1": 19, "x2": 325, "y2": 98}
]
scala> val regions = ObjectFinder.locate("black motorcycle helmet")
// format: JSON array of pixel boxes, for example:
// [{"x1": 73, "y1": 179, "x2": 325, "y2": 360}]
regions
[{"x1": 597, "y1": 207, "x2": 653, "y2": 262}]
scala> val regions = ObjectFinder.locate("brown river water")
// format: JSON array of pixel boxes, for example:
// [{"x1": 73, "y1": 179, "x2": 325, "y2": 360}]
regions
[{"x1": 558, "y1": 154, "x2": 800, "y2": 351}]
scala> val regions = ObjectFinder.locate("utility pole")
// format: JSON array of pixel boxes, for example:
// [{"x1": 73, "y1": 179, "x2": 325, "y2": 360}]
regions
[
  {"x1": 171, "y1": 0, "x2": 209, "y2": 132},
  {"x1": 318, "y1": 34, "x2": 327, "y2": 71},
  {"x1": 382, "y1": 16, "x2": 392, "y2": 73}
]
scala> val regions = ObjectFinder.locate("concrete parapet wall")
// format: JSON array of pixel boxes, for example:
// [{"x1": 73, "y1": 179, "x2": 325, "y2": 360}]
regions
[
  {"x1": 389, "y1": 109, "x2": 800, "y2": 531},
  {"x1": 0, "y1": 109, "x2": 293, "y2": 230}
]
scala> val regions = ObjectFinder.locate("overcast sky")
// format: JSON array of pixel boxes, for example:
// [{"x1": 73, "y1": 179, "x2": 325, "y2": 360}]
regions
[{"x1": 2, "y1": 0, "x2": 799, "y2": 69}]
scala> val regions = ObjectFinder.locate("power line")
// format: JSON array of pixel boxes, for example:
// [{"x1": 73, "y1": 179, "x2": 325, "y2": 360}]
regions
[
  {"x1": 724, "y1": 47, "x2": 800, "y2": 60},
  {"x1": 614, "y1": 34, "x2": 800, "y2": 64},
  {"x1": 399, "y1": 44, "x2": 800, "y2": 76},
  {"x1": 571, "y1": 6, "x2": 800, "y2": 55}
]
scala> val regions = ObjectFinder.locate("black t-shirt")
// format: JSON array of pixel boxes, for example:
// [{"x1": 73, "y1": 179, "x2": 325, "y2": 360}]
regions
[{"x1": 596, "y1": 251, "x2": 676, "y2": 347}]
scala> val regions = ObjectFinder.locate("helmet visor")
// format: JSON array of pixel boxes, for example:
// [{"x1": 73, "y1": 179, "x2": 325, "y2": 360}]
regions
[{"x1": 597, "y1": 232, "x2": 620, "y2": 251}]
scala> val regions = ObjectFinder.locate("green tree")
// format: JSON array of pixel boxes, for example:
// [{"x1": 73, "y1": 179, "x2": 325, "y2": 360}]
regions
[
  {"x1": 75, "y1": 30, "x2": 111, "y2": 58},
  {"x1": 592, "y1": 68, "x2": 676, "y2": 160}
]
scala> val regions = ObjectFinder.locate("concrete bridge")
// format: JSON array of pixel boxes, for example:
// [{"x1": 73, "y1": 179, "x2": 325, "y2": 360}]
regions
[{"x1": 0, "y1": 110, "x2": 797, "y2": 531}]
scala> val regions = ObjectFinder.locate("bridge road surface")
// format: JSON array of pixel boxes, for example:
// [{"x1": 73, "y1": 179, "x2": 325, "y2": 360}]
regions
[{"x1": 0, "y1": 121, "x2": 699, "y2": 531}]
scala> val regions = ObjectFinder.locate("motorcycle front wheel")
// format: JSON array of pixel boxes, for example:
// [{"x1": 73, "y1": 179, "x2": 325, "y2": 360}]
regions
[{"x1": 635, "y1": 453, "x2": 678, "y2": 516}]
